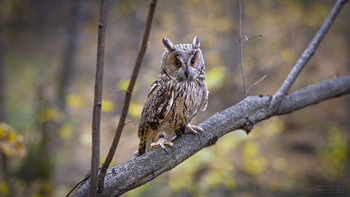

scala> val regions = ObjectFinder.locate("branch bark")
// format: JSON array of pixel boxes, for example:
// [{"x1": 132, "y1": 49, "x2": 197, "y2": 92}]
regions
[
  {"x1": 89, "y1": 0, "x2": 108, "y2": 196},
  {"x1": 269, "y1": 0, "x2": 347, "y2": 112},
  {"x1": 71, "y1": 75, "x2": 350, "y2": 197}
]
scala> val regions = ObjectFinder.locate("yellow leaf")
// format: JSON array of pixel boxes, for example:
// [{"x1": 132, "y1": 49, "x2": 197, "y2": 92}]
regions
[
  {"x1": 0, "y1": 181, "x2": 9, "y2": 196},
  {"x1": 128, "y1": 102, "x2": 143, "y2": 118},
  {"x1": 59, "y1": 124, "x2": 72, "y2": 139},
  {"x1": 117, "y1": 79, "x2": 129, "y2": 91},
  {"x1": 101, "y1": 99, "x2": 114, "y2": 112},
  {"x1": 205, "y1": 66, "x2": 226, "y2": 90},
  {"x1": 281, "y1": 47, "x2": 296, "y2": 64},
  {"x1": 0, "y1": 122, "x2": 26, "y2": 158},
  {"x1": 37, "y1": 107, "x2": 60, "y2": 123},
  {"x1": 66, "y1": 94, "x2": 86, "y2": 108}
]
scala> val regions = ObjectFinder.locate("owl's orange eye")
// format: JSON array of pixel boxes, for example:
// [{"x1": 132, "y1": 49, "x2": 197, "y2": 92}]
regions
[
  {"x1": 174, "y1": 60, "x2": 182, "y2": 67},
  {"x1": 190, "y1": 58, "x2": 195, "y2": 66}
]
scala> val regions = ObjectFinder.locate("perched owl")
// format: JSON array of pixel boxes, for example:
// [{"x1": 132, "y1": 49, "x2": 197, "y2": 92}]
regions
[{"x1": 135, "y1": 36, "x2": 208, "y2": 156}]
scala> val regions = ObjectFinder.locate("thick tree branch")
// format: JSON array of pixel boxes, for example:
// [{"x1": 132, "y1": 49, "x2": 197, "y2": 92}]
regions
[
  {"x1": 269, "y1": 0, "x2": 347, "y2": 112},
  {"x1": 71, "y1": 75, "x2": 350, "y2": 197}
]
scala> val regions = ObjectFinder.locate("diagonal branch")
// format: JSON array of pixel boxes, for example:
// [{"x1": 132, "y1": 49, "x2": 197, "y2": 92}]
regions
[
  {"x1": 71, "y1": 75, "x2": 350, "y2": 197},
  {"x1": 269, "y1": 0, "x2": 347, "y2": 112},
  {"x1": 97, "y1": 0, "x2": 158, "y2": 192}
]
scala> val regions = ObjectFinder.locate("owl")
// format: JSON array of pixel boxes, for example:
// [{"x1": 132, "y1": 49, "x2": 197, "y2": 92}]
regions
[{"x1": 135, "y1": 36, "x2": 208, "y2": 156}]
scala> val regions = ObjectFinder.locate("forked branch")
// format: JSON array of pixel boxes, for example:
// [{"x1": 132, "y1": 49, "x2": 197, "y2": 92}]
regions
[
  {"x1": 269, "y1": 0, "x2": 347, "y2": 112},
  {"x1": 97, "y1": 0, "x2": 158, "y2": 193}
]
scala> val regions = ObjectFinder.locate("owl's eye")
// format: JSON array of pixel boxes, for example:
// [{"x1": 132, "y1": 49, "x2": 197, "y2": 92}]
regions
[
  {"x1": 174, "y1": 60, "x2": 182, "y2": 67},
  {"x1": 190, "y1": 58, "x2": 195, "y2": 66}
]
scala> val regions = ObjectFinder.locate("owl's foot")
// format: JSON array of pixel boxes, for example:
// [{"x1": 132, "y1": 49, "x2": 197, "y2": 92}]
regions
[
  {"x1": 150, "y1": 138, "x2": 173, "y2": 153},
  {"x1": 185, "y1": 124, "x2": 204, "y2": 136}
]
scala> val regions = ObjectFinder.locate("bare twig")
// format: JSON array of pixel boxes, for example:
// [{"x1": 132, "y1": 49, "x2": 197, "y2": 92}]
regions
[
  {"x1": 246, "y1": 74, "x2": 267, "y2": 95},
  {"x1": 97, "y1": 0, "x2": 158, "y2": 192},
  {"x1": 238, "y1": 0, "x2": 246, "y2": 97},
  {"x1": 71, "y1": 75, "x2": 350, "y2": 197},
  {"x1": 89, "y1": 0, "x2": 109, "y2": 196},
  {"x1": 269, "y1": 0, "x2": 347, "y2": 112},
  {"x1": 235, "y1": 34, "x2": 262, "y2": 45}
]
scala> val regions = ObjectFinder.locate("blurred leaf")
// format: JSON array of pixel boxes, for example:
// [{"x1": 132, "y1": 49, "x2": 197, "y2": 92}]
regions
[
  {"x1": 59, "y1": 124, "x2": 72, "y2": 139},
  {"x1": 102, "y1": 99, "x2": 114, "y2": 112},
  {"x1": 281, "y1": 47, "x2": 296, "y2": 64},
  {"x1": 37, "y1": 106, "x2": 60, "y2": 123},
  {"x1": 117, "y1": 79, "x2": 129, "y2": 91},
  {"x1": 66, "y1": 94, "x2": 86, "y2": 108},
  {"x1": 316, "y1": 125, "x2": 347, "y2": 180},
  {"x1": 0, "y1": 181, "x2": 9, "y2": 197},
  {"x1": 205, "y1": 65, "x2": 227, "y2": 90},
  {"x1": 129, "y1": 101, "x2": 143, "y2": 118},
  {"x1": 242, "y1": 141, "x2": 267, "y2": 175},
  {"x1": 0, "y1": 122, "x2": 26, "y2": 158}
]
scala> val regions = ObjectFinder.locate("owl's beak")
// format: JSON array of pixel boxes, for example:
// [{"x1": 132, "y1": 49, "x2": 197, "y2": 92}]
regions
[{"x1": 184, "y1": 66, "x2": 189, "y2": 79}]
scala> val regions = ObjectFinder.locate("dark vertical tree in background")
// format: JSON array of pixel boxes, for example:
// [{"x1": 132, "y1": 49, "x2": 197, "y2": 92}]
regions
[{"x1": 57, "y1": 0, "x2": 85, "y2": 110}]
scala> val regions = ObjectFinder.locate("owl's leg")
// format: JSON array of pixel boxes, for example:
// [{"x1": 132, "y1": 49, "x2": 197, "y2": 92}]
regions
[
  {"x1": 175, "y1": 125, "x2": 186, "y2": 137},
  {"x1": 150, "y1": 133, "x2": 173, "y2": 153},
  {"x1": 185, "y1": 124, "x2": 204, "y2": 136}
]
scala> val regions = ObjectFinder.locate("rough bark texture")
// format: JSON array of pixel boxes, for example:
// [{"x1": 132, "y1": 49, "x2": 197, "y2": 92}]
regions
[{"x1": 71, "y1": 75, "x2": 350, "y2": 197}]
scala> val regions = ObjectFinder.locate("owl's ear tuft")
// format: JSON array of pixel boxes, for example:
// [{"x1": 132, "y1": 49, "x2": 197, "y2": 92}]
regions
[
  {"x1": 193, "y1": 36, "x2": 200, "y2": 48},
  {"x1": 162, "y1": 38, "x2": 175, "y2": 52}
]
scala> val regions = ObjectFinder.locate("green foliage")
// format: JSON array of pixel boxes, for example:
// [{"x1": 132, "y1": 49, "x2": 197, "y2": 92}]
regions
[
  {"x1": 316, "y1": 125, "x2": 347, "y2": 180},
  {"x1": 0, "y1": 181, "x2": 9, "y2": 196},
  {"x1": 242, "y1": 141, "x2": 267, "y2": 175}
]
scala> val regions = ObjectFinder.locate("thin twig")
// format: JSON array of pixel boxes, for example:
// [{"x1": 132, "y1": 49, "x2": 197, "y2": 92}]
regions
[
  {"x1": 238, "y1": 0, "x2": 246, "y2": 97},
  {"x1": 89, "y1": 0, "x2": 108, "y2": 196},
  {"x1": 235, "y1": 34, "x2": 262, "y2": 45},
  {"x1": 269, "y1": 0, "x2": 347, "y2": 112},
  {"x1": 97, "y1": 0, "x2": 158, "y2": 192},
  {"x1": 246, "y1": 74, "x2": 267, "y2": 95}
]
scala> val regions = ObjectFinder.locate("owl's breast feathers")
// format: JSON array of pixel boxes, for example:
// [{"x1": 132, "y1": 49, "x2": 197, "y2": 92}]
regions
[{"x1": 137, "y1": 78, "x2": 207, "y2": 155}]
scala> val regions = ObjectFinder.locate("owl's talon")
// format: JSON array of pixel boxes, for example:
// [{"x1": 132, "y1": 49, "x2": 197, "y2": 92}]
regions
[
  {"x1": 150, "y1": 138, "x2": 173, "y2": 153},
  {"x1": 185, "y1": 124, "x2": 204, "y2": 137}
]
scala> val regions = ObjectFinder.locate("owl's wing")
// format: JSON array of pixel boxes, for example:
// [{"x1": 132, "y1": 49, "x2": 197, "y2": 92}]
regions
[
  {"x1": 199, "y1": 82, "x2": 209, "y2": 112},
  {"x1": 137, "y1": 80, "x2": 174, "y2": 154}
]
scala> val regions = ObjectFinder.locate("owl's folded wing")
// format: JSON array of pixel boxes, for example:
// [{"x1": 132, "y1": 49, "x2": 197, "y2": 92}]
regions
[{"x1": 137, "y1": 81, "x2": 174, "y2": 150}]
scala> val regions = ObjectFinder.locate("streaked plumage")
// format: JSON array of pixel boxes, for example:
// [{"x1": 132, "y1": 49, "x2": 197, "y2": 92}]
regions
[{"x1": 135, "y1": 36, "x2": 208, "y2": 156}]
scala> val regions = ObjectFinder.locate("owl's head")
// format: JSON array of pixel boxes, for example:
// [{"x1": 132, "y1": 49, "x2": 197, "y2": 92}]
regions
[{"x1": 160, "y1": 36, "x2": 205, "y2": 82}]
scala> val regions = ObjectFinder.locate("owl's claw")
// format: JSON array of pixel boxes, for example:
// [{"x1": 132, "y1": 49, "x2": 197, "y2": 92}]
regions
[
  {"x1": 185, "y1": 124, "x2": 204, "y2": 136},
  {"x1": 150, "y1": 138, "x2": 173, "y2": 153}
]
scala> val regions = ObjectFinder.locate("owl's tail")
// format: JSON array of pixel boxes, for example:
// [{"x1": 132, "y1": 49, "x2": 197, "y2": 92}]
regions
[{"x1": 132, "y1": 141, "x2": 146, "y2": 158}]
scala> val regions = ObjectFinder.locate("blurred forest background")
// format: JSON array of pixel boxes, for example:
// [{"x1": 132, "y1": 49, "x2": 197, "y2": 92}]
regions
[{"x1": 0, "y1": 0, "x2": 349, "y2": 196}]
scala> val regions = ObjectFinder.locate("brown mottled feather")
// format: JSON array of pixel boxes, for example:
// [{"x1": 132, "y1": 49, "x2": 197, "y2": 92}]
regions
[{"x1": 136, "y1": 37, "x2": 208, "y2": 155}]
